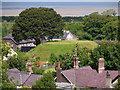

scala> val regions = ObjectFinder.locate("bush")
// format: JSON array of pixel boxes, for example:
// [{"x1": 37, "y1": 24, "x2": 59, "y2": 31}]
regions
[
  {"x1": 33, "y1": 67, "x2": 45, "y2": 75},
  {"x1": 32, "y1": 72, "x2": 56, "y2": 89},
  {"x1": 7, "y1": 52, "x2": 28, "y2": 71}
]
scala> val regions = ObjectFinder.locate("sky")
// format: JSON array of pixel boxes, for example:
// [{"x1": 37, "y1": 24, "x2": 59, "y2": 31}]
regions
[{"x1": 1, "y1": 0, "x2": 120, "y2": 2}]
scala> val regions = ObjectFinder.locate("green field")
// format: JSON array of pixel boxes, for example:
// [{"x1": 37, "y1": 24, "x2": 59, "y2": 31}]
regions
[{"x1": 26, "y1": 40, "x2": 98, "y2": 61}]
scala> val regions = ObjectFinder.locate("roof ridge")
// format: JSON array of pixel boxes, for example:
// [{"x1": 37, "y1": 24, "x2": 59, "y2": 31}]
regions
[{"x1": 22, "y1": 73, "x2": 32, "y2": 85}]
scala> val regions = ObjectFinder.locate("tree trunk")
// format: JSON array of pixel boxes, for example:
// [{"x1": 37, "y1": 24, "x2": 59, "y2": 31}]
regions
[{"x1": 34, "y1": 39, "x2": 41, "y2": 46}]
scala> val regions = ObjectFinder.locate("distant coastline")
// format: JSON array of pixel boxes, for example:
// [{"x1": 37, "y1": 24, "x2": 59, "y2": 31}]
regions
[
  {"x1": 1, "y1": 2, "x2": 118, "y2": 17},
  {"x1": 1, "y1": 8, "x2": 118, "y2": 17}
]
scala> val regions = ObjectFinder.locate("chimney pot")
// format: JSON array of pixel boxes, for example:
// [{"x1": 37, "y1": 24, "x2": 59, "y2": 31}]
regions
[
  {"x1": 105, "y1": 71, "x2": 111, "y2": 88},
  {"x1": 98, "y1": 58, "x2": 105, "y2": 73},
  {"x1": 74, "y1": 56, "x2": 79, "y2": 69},
  {"x1": 58, "y1": 62, "x2": 61, "y2": 68},
  {"x1": 26, "y1": 60, "x2": 33, "y2": 73}
]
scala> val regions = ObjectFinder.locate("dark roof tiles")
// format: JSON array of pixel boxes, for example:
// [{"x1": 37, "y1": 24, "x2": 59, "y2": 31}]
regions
[
  {"x1": 6, "y1": 68, "x2": 42, "y2": 87},
  {"x1": 23, "y1": 74, "x2": 42, "y2": 87},
  {"x1": 3, "y1": 34, "x2": 35, "y2": 44},
  {"x1": 61, "y1": 66, "x2": 119, "y2": 88}
]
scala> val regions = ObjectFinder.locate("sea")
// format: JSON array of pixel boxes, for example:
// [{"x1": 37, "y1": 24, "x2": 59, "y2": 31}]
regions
[{"x1": 1, "y1": 2, "x2": 119, "y2": 16}]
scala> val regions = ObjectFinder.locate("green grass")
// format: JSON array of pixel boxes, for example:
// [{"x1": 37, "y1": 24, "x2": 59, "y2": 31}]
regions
[{"x1": 26, "y1": 40, "x2": 98, "y2": 61}]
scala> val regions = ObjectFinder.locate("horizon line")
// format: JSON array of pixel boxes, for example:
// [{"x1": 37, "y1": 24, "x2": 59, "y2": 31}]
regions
[{"x1": 2, "y1": 1, "x2": 119, "y2": 2}]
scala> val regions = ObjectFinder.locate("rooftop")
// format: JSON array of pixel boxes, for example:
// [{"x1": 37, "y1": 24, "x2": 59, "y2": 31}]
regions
[
  {"x1": 6, "y1": 68, "x2": 42, "y2": 87},
  {"x1": 60, "y1": 66, "x2": 119, "y2": 88}
]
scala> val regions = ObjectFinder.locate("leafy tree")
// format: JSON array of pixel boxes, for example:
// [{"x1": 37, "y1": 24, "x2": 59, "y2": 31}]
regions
[
  {"x1": 62, "y1": 16, "x2": 83, "y2": 22},
  {"x1": 6, "y1": 52, "x2": 28, "y2": 71},
  {"x1": 77, "y1": 47, "x2": 92, "y2": 67},
  {"x1": 32, "y1": 72, "x2": 56, "y2": 89},
  {"x1": 83, "y1": 12, "x2": 106, "y2": 40},
  {"x1": 49, "y1": 53, "x2": 58, "y2": 64},
  {"x1": 90, "y1": 42, "x2": 120, "y2": 70},
  {"x1": 33, "y1": 67, "x2": 45, "y2": 75},
  {"x1": 2, "y1": 21, "x2": 14, "y2": 37},
  {"x1": 101, "y1": 9, "x2": 117, "y2": 16},
  {"x1": 58, "y1": 53, "x2": 74, "y2": 70},
  {"x1": 77, "y1": 31, "x2": 92, "y2": 40},
  {"x1": 2, "y1": 42, "x2": 11, "y2": 57},
  {"x1": 1, "y1": 16, "x2": 18, "y2": 22},
  {"x1": 44, "y1": 68, "x2": 56, "y2": 78},
  {"x1": 83, "y1": 12, "x2": 118, "y2": 40},
  {"x1": 102, "y1": 20, "x2": 118, "y2": 40},
  {"x1": 64, "y1": 22, "x2": 84, "y2": 36},
  {"x1": 12, "y1": 7, "x2": 64, "y2": 45}
]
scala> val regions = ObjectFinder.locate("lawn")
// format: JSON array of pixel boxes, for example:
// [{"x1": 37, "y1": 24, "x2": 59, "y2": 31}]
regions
[{"x1": 26, "y1": 40, "x2": 98, "y2": 61}]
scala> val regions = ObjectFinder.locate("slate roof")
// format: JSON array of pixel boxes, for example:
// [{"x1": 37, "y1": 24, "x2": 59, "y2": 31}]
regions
[
  {"x1": 61, "y1": 66, "x2": 119, "y2": 88},
  {"x1": 3, "y1": 34, "x2": 35, "y2": 44},
  {"x1": 23, "y1": 74, "x2": 43, "y2": 87},
  {"x1": 3, "y1": 34, "x2": 18, "y2": 44},
  {"x1": 6, "y1": 68, "x2": 42, "y2": 87}
]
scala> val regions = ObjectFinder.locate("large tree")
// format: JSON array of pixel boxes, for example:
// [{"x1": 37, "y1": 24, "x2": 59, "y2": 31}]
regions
[
  {"x1": 32, "y1": 72, "x2": 56, "y2": 89},
  {"x1": 83, "y1": 12, "x2": 118, "y2": 40},
  {"x1": 102, "y1": 20, "x2": 118, "y2": 40},
  {"x1": 90, "y1": 42, "x2": 120, "y2": 70},
  {"x1": 12, "y1": 7, "x2": 64, "y2": 45}
]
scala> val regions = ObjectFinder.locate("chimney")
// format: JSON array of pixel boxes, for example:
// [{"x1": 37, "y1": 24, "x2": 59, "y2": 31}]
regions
[
  {"x1": 56, "y1": 62, "x2": 62, "y2": 82},
  {"x1": 105, "y1": 71, "x2": 111, "y2": 88},
  {"x1": 73, "y1": 56, "x2": 79, "y2": 69},
  {"x1": 98, "y1": 58, "x2": 105, "y2": 73},
  {"x1": 26, "y1": 60, "x2": 33, "y2": 73}
]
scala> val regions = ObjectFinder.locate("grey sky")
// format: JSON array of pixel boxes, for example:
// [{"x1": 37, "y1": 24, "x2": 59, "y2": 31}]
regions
[{"x1": 2, "y1": 0, "x2": 120, "y2": 2}]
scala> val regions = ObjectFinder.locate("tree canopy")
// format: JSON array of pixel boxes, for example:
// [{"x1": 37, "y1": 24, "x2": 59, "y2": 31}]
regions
[
  {"x1": 12, "y1": 7, "x2": 64, "y2": 45},
  {"x1": 90, "y1": 42, "x2": 120, "y2": 70},
  {"x1": 83, "y1": 12, "x2": 118, "y2": 40},
  {"x1": 101, "y1": 9, "x2": 117, "y2": 16},
  {"x1": 32, "y1": 72, "x2": 56, "y2": 89}
]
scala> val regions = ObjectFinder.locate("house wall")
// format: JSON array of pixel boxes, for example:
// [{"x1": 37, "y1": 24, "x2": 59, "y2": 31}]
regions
[
  {"x1": 3, "y1": 39, "x2": 17, "y2": 49},
  {"x1": 18, "y1": 43, "x2": 36, "y2": 48},
  {"x1": 112, "y1": 78, "x2": 118, "y2": 88},
  {"x1": 66, "y1": 33, "x2": 73, "y2": 40}
]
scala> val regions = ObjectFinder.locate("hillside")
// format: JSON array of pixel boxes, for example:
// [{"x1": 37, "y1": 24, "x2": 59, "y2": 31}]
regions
[{"x1": 26, "y1": 40, "x2": 98, "y2": 61}]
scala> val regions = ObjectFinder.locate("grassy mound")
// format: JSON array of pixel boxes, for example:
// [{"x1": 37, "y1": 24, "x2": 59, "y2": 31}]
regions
[{"x1": 26, "y1": 40, "x2": 98, "y2": 61}]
